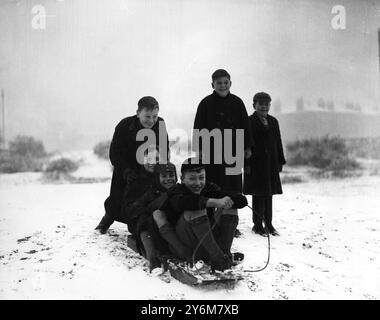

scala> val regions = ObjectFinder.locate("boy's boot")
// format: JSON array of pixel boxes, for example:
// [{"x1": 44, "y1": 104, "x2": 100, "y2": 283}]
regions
[
  {"x1": 140, "y1": 231, "x2": 161, "y2": 272},
  {"x1": 263, "y1": 197, "x2": 279, "y2": 236},
  {"x1": 210, "y1": 254, "x2": 233, "y2": 272},
  {"x1": 219, "y1": 214, "x2": 244, "y2": 262},
  {"x1": 251, "y1": 199, "x2": 266, "y2": 235},
  {"x1": 95, "y1": 215, "x2": 114, "y2": 234},
  {"x1": 190, "y1": 216, "x2": 232, "y2": 271},
  {"x1": 159, "y1": 224, "x2": 192, "y2": 260}
]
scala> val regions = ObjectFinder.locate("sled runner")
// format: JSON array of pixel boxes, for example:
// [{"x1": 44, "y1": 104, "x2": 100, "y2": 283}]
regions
[
  {"x1": 166, "y1": 259, "x2": 244, "y2": 286},
  {"x1": 127, "y1": 235, "x2": 244, "y2": 286}
]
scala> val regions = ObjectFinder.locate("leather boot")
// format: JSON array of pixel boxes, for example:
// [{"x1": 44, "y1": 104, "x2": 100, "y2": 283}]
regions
[
  {"x1": 218, "y1": 215, "x2": 238, "y2": 255},
  {"x1": 190, "y1": 216, "x2": 232, "y2": 270},
  {"x1": 95, "y1": 215, "x2": 114, "y2": 234},
  {"x1": 159, "y1": 224, "x2": 192, "y2": 260},
  {"x1": 140, "y1": 231, "x2": 161, "y2": 272}
]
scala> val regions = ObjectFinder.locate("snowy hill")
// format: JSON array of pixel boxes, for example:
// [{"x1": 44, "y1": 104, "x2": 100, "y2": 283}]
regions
[{"x1": 0, "y1": 151, "x2": 379, "y2": 299}]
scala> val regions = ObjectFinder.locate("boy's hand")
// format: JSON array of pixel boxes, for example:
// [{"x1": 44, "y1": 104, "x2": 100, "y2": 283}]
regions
[
  {"x1": 123, "y1": 168, "x2": 137, "y2": 184},
  {"x1": 217, "y1": 196, "x2": 234, "y2": 209},
  {"x1": 244, "y1": 148, "x2": 252, "y2": 159},
  {"x1": 207, "y1": 197, "x2": 234, "y2": 209}
]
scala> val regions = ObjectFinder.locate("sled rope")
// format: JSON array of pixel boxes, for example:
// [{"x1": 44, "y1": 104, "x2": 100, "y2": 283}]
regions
[
  {"x1": 244, "y1": 204, "x2": 271, "y2": 273},
  {"x1": 190, "y1": 209, "x2": 221, "y2": 272}
]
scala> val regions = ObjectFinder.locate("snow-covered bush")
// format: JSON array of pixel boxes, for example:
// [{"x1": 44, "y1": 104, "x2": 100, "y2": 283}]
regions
[
  {"x1": 43, "y1": 157, "x2": 79, "y2": 181},
  {"x1": 9, "y1": 135, "x2": 46, "y2": 158},
  {"x1": 345, "y1": 137, "x2": 380, "y2": 159},
  {"x1": 0, "y1": 136, "x2": 47, "y2": 173},
  {"x1": 286, "y1": 136, "x2": 360, "y2": 175},
  {"x1": 45, "y1": 157, "x2": 79, "y2": 173},
  {"x1": 93, "y1": 140, "x2": 110, "y2": 159},
  {"x1": 0, "y1": 150, "x2": 43, "y2": 173}
]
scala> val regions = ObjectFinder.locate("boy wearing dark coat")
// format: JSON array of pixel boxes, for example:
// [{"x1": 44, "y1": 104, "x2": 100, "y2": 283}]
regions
[
  {"x1": 95, "y1": 96, "x2": 169, "y2": 234},
  {"x1": 126, "y1": 162, "x2": 186, "y2": 272},
  {"x1": 193, "y1": 69, "x2": 253, "y2": 194},
  {"x1": 243, "y1": 92, "x2": 286, "y2": 236},
  {"x1": 155, "y1": 157, "x2": 248, "y2": 271},
  {"x1": 119, "y1": 147, "x2": 160, "y2": 225}
]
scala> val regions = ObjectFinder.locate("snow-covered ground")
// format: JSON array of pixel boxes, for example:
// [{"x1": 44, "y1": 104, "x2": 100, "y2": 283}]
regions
[{"x1": 0, "y1": 151, "x2": 379, "y2": 299}]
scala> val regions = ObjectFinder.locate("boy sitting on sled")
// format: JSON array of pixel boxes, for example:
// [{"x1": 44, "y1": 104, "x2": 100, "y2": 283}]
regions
[
  {"x1": 119, "y1": 146, "x2": 161, "y2": 226},
  {"x1": 126, "y1": 162, "x2": 191, "y2": 272},
  {"x1": 154, "y1": 157, "x2": 248, "y2": 271}
]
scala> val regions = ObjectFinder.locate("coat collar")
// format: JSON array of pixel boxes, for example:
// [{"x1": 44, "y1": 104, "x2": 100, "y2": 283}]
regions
[
  {"x1": 212, "y1": 90, "x2": 231, "y2": 99},
  {"x1": 252, "y1": 112, "x2": 271, "y2": 130},
  {"x1": 128, "y1": 115, "x2": 144, "y2": 131}
]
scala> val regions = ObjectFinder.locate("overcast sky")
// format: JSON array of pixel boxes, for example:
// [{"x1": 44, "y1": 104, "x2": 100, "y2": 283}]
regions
[{"x1": 0, "y1": 0, "x2": 379, "y2": 150}]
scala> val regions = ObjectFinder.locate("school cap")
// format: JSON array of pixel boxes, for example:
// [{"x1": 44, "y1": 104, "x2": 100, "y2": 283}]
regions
[
  {"x1": 211, "y1": 69, "x2": 231, "y2": 81},
  {"x1": 253, "y1": 92, "x2": 272, "y2": 104},
  {"x1": 180, "y1": 157, "x2": 205, "y2": 174},
  {"x1": 137, "y1": 96, "x2": 159, "y2": 111},
  {"x1": 155, "y1": 162, "x2": 177, "y2": 174}
]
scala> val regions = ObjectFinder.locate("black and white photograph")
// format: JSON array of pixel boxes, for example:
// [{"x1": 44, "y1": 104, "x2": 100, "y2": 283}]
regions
[{"x1": 0, "y1": 0, "x2": 379, "y2": 301}]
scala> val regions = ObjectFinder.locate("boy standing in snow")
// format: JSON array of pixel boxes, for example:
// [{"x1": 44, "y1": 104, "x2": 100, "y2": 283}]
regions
[
  {"x1": 155, "y1": 157, "x2": 248, "y2": 271},
  {"x1": 243, "y1": 92, "x2": 286, "y2": 236},
  {"x1": 193, "y1": 69, "x2": 253, "y2": 194},
  {"x1": 95, "y1": 96, "x2": 169, "y2": 234}
]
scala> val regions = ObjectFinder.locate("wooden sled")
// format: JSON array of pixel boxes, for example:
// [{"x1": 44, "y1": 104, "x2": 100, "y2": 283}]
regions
[{"x1": 127, "y1": 235, "x2": 244, "y2": 287}]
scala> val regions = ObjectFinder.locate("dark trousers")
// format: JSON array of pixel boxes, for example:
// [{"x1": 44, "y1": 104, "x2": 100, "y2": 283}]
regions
[
  {"x1": 175, "y1": 215, "x2": 223, "y2": 262},
  {"x1": 251, "y1": 195, "x2": 273, "y2": 229}
]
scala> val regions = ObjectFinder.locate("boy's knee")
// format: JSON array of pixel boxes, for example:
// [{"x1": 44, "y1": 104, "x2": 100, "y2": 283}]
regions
[
  {"x1": 153, "y1": 210, "x2": 168, "y2": 228},
  {"x1": 183, "y1": 209, "x2": 207, "y2": 222}
]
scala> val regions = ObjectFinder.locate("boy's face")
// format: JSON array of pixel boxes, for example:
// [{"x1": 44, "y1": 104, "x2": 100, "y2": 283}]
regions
[
  {"x1": 212, "y1": 76, "x2": 231, "y2": 97},
  {"x1": 181, "y1": 169, "x2": 206, "y2": 194},
  {"x1": 137, "y1": 107, "x2": 159, "y2": 129},
  {"x1": 254, "y1": 100, "x2": 271, "y2": 117},
  {"x1": 159, "y1": 171, "x2": 176, "y2": 190},
  {"x1": 143, "y1": 150, "x2": 160, "y2": 173}
]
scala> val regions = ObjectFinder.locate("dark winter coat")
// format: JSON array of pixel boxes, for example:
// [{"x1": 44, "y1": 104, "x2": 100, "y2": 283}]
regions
[
  {"x1": 125, "y1": 183, "x2": 170, "y2": 254},
  {"x1": 104, "y1": 115, "x2": 169, "y2": 220},
  {"x1": 193, "y1": 91, "x2": 253, "y2": 193},
  {"x1": 243, "y1": 112, "x2": 286, "y2": 196},
  {"x1": 119, "y1": 168, "x2": 156, "y2": 224},
  {"x1": 160, "y1": 182, "x2": 248, "y2": 226}
]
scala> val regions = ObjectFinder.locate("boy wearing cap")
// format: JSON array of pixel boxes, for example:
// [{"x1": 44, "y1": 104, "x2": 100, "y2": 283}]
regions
[
  {"x1": 243, "y1": 92, "x2": 286, "y2": 236},
  {"x1": 193, "y1": 69, "x2": 253, "y2": 194},
  {"x1": 155, "y1": 157, "x2": 248, "y2": 271},
  {"x1": 126, "y1": 162, "x2": 189, "y2": 272},
  {"x1": 95, "y1": 96, "x2": 169, "y2": 234}
]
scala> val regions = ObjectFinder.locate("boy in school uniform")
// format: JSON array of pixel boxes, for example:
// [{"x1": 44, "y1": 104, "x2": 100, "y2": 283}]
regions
[
  {"x1": 193, "y1": 69, "x2": 253, "y2": 194},
  {"x1": 125, "y1": 162, "x2": 185, "y2": 272},
  {"x1": 243, "y1": 92, "x2": 286, "y2": 236},
  {"x1": 154, "y1": 157, "x2": 248, "y2": 271},
  {"x1": 95, "y1": 96, "x2": 169, "y2": 234}
]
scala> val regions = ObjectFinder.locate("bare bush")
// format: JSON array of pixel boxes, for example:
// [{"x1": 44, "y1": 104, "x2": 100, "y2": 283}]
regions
[
  {"x1": 9, "y1": 135, "x2": 46, "y2": 158},
  {"x1": 286, "y1": 136, "x2": 360, "y2": 177},
  {"x1": 45, "y1": 157, "x2": 79, "y2": 173},
  {"x1": 93, "y1": 140, "x2": 110, "y2": 159},
  {"x1": 0, "y1": 151, "x2": 43, "y2": 173},
  {"x1": 0, "y1": 136, "x2": 47, "y2": 173}
]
